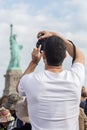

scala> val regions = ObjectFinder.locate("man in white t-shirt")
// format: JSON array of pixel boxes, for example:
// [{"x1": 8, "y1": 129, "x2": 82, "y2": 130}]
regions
[{"x1": 16, "y1": 31, "x2": 85, "y2": 130}]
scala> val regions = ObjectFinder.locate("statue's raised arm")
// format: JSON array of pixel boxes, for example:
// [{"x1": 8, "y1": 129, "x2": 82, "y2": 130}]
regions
[{"x1": 7, "y1": 24, "x2": 23, "y2": 71}]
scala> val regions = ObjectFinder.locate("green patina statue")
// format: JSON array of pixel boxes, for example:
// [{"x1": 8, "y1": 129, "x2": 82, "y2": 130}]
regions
[{"x1": 7, "y1": 24, "x2": 23, "y2": 71}]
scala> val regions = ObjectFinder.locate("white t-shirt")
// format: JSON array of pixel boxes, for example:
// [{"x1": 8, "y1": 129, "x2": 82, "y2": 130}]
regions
[{"x1": 18, "y1": 63, "x2": 85, "y2": 130}]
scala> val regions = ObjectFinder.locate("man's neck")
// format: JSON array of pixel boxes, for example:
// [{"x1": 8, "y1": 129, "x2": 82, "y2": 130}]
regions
[{"x1": 45, "y1": 65, "x2": 63, "y2": 73}]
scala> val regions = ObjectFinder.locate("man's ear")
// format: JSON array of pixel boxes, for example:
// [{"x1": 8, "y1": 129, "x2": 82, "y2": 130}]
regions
[
  {"x1": 64, "y1": 52, "x2": 67, "y2": 59},
  {"x1": 42, "y1": 52, "x2": 45, "y2": 59},
  {"x1": 42, "y1": 52, "x2": 46, "y2": 63},
  {"x1": 65, "y1": 53, "x2": 67, "y2": 58}
]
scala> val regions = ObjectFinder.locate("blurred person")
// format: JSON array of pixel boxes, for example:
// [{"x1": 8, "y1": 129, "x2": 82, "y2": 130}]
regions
[
  {"x1": 0, "y1": 95, "x2": 8, "y2": 108},
  {"x1": 80, "y1": 87, "x2": 87, "y2": 116},
  {"x1": 3, "y1": 93, "x2": 23, "y2": 128},
  {"x1": 11, "y1": 97, "x2": 31, "y2": 130},
  {"x1": 80, "y1": 92, "x2": 87, "y2": 108},
  {"x1": 0, "y1": 107, "x2": 15, "y2": 130},
  {"x1": 4, "y1": 93, "x2": 31, "y2": 130},
  {"x1": 17, "y1": 31, "x2": 85, "y2": 130},
  {"x1": 79, "y1": 107, "x2": 87, "y2": 130},
  {"x1": 3, "y1": 93, "x2": 21, "y2": 120},
  {"x1": 81, "y1": 92, "x2": 87, "y2": 102},
  {"x1": 81, "y1": 86, "x2": 87, "y2": 94}
]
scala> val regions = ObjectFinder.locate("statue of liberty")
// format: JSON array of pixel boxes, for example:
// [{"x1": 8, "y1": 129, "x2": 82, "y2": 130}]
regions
[{"x1": 7, "y1": 24, "x2": 23, "y2": 71}]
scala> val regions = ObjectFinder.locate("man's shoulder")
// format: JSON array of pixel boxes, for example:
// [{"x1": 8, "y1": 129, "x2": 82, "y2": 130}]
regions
[
  {"x1": 72, "y1": 62, "x2": 85, "y2": 69},
  {"x1": 21, "y1": 71, "x2": 45, "y2": 79},
  {"x1": 71, "y1": 62, "x2": 85, "y2": 79}
]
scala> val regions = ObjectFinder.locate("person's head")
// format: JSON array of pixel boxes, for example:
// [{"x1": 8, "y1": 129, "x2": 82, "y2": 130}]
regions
[
  {"x1": 0, "y1": 107, "x2": 14, "y2": 124},
  {"x1": 81, "y1": 92, "x2": 87, "y2": 101},
  {"x1": 3, "y1": 93, "x2": 21, "y2": 110},
  {"x1": 0, "y1": 95, "x2": 8, "y2": 108},
  {"x1": 43, "y1": 35, "x2": 66, "y2": 66},
  {"x1": 81, "y1": 86, "x2": 86, "y2": 93},
  {"x1": 81, "y1": 92, "x2": 87, "y2": 98}
]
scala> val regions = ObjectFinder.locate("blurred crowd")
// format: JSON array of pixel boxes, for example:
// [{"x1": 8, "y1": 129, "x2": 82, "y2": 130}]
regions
[
  {"x1": 79, "y1": 86, "x2": 87, "y2": 130},
  {"x1": 0, "y1": 93, "x2": 31, "y2": 130}
]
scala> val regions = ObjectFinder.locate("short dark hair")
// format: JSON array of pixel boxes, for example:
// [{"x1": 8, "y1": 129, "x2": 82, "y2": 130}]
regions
[
  {"x1": 81, "y1": 92, "x2": 87, "y2": 97},
  {"x1": 44, "y1": 35, "x2": 66, "y2": 66}
]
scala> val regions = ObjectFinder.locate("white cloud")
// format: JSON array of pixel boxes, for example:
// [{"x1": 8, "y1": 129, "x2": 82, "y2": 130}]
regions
[{"x1": 0, "y1": 0, "x2": 3, "y2": 2}]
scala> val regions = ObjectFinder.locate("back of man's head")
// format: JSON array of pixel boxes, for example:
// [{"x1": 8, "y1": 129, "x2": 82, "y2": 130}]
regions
[{"x1": 44, "y1": 35, "x2": 66, "y2": 66}]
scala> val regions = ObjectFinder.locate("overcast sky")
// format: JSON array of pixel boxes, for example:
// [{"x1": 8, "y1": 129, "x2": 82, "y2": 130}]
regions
[{"x1": 0, "y1": 0, "x2": 87, "y2": 97}]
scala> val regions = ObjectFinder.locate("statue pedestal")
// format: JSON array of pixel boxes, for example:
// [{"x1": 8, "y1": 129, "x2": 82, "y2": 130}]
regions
[{"x1": 3, "y1": 70, "x2": 22, "y2": 96}]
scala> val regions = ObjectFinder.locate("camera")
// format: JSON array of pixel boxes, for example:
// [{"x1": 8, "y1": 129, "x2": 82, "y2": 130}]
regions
[
  {"x1": 36, "y1": 33, "x2": 47, "y2": 52},
  {"x1": 36, "y1": 38, "x2": 47, "y2": 52}
]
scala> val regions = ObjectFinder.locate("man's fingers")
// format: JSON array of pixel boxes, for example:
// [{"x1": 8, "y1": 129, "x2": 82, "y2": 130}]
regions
[
  {"x1": 37, "y1": 45, "x2": 41, "y2": 52},
  {"x1": 33, "y1": 46, "x2": 41, "y2": 53},
  {"x1": 37, "y1": 31, "x2": 45, "y2": 38}
]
